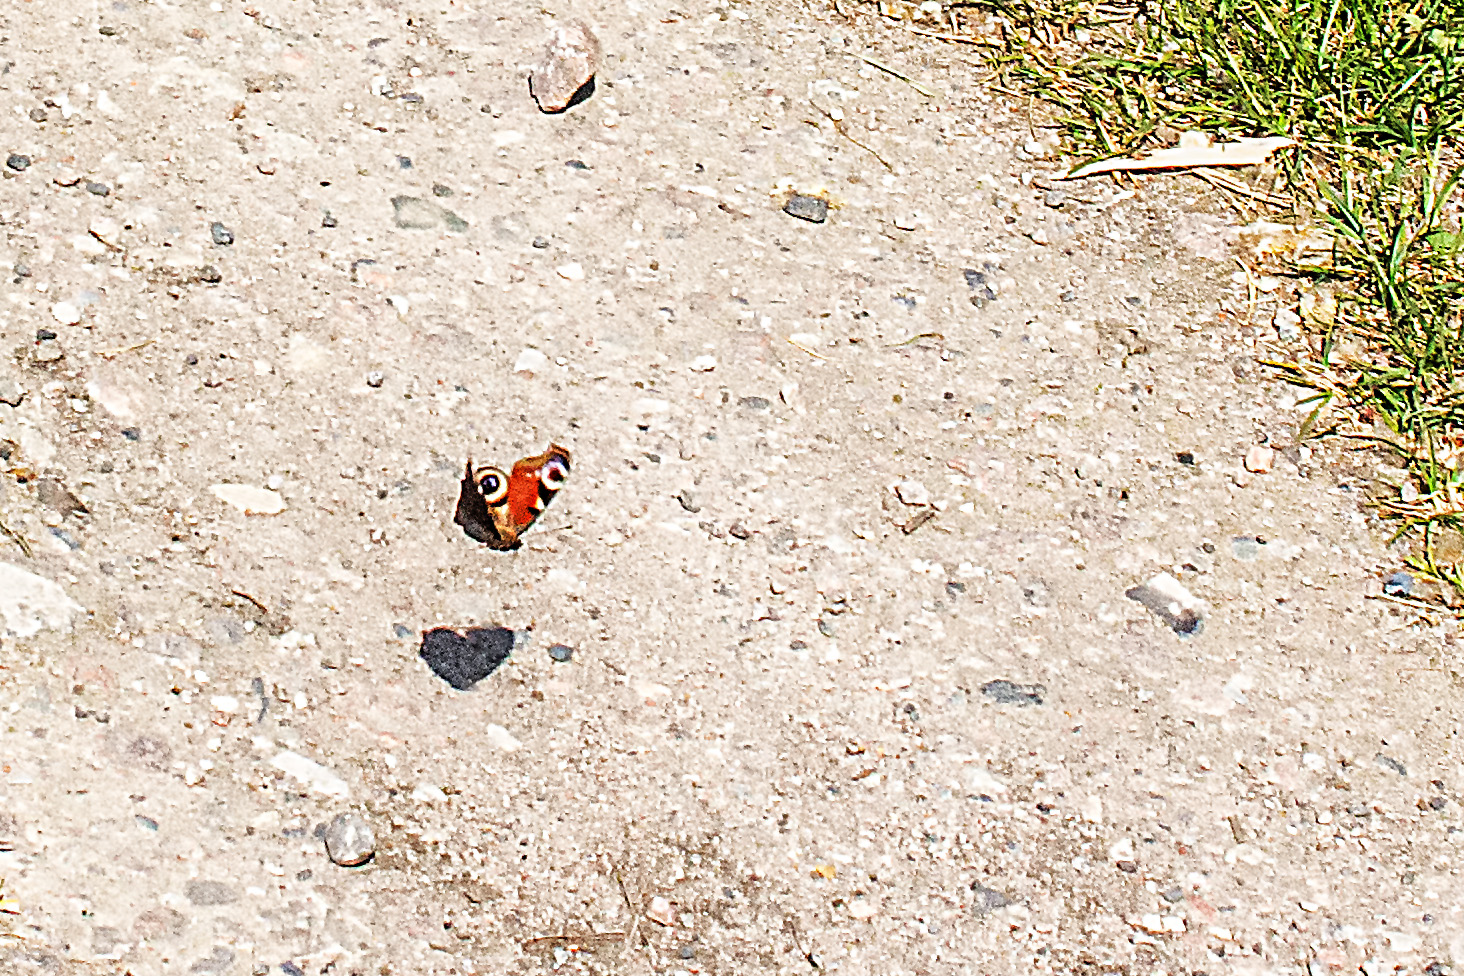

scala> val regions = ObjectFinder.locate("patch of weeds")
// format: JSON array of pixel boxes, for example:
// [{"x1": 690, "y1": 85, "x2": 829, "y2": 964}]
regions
[{"x1": 859, "y1": 0, "x2": 1464, "y2": 594}]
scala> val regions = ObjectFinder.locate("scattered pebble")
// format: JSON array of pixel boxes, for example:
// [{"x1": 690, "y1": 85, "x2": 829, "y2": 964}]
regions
[
  {"x1": 419, "y1": 626, "x2": 514, "y2": 690},
  {"x1": 6, "y1": 154, "x2": 31, "y2": 172},
  {"x1": 36, "y1": 477, "x2": 86, "y2": 518},
  {"x1": 1244, "y1": 445, "x2": 1275, "y2": 473},
  {"x1": 892, "y1": 213, "x2": 918, "y2": 231},
  {"x1": 969, "y1": 883, "x2": 1011, "y2": 916},
  {"x1": 485, "y1": 724, "x2": 522, "y2": 751},
  {"x1": 1382, "y1": 571, "x2": 1413, "y2": 597},
  {"x1": 210, "y1": 221, "x2": 234, "y2": 245},
  {"x1": 962, "y1": 266, "x2": 999, "y2": 306},
  {"x1": 85, "y1": 181, "x2": 111, "y2": 197},
  {"x1": 0, "y1": 378, "x2": 24, "y2": 407},
  {"x1": 1231, "y1": 536, "x2": 1262, "y2": 561},
  {"x1": 555, "y1": 262, "x2": 585, "y2": 281},
  {"x1": 676, "y1": 489, "x2": 701, "y2": 513},
  {"x1": 269, "y1": 750, "x2": 351, "y2": 797},
  {"x1": 1375, "y1": 753, "x2": 1407, "y2": 776},
  {"x1": 0, "y1": 562, "x2": 84, "y2": 638},
  {"x1": 184, "y1": 880, "x2": 238, "y2": 906},
  {"x1": 513, "y1": 348, "x2": 549, "y2": 377},
  {"x1": 783, "y1": 194, "x2": 828, "y2": 223},
  {"x1": 981, "y1": 679, "x2": 1044, "y2": 707},
  {"x1": 529, "y1": 21, "x2": 602, "y2": 113},
  {"x1": 28, "y1": 107, "x2": 46, "y2": 123},
  {"x1": 646, "y1": 896, "x2": 676, "y2": 927},
  {"x1": 50, "y1": 301, "x2": 82, "y2": 325},
  {"x1": 548, "y1": 643, "x2": 574, "y2": 662},
  {"x1": 1125, "y1": 572, "x2": 1204, "y2": 637},
  {"x1": 390, "y1": 196, "x2": 468, "y2": 233},
  {"x1": 323, "y1": 812, "x2": 376, "y2": 866},
  {"x1": 321, "y1": 213, "x2": 338, "y2": 228},
  {"x1": 689, "y1": 354, "x2": 717, "y2": 372},
  {"x1": 209, "y1": 484, "x2": 287, "y2": 515},
  {"x1": 365, "y1": 370, "x2": 385, "y2": 388},
  {"x1": 33, "y1": 338, "x2": 64, "y2": 363}
]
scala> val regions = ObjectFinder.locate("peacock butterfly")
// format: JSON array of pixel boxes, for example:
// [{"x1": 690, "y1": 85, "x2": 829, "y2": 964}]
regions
[{"x1": 453, "y1": 443, "x2": 571, "y2": 550}]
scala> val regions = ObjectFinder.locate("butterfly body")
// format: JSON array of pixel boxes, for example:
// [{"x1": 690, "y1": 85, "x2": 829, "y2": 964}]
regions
[{"x1": 454, "y1": 443, "x2": 571, "y2": 550}]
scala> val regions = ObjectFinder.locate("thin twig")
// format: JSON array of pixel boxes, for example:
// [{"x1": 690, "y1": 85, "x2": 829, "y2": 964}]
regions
[
  {"x1": 1192, "y1": 167, "x2": 1290, "y2": 208},
  {"x1": 0, "y1": 516, "x2": 31, "y2": 558},
  {"x1": 100, "y1": 339, "x2": 155, "y2": 360},
  {"x1": 230, "y1": 588, "x2": 270, "y2": 613},
  {"x1": 902, "y1": 24, "x2": 1001, "y2": 47},
  {"x1": 852, "y1": 53, "x2": 938, "y2": 98},
  {"x1": 785, "y1": 337, "x2": 830, "y2": 362},
  {"x1": 810, "y1": 102, "x2": 895, "y2": 172}
]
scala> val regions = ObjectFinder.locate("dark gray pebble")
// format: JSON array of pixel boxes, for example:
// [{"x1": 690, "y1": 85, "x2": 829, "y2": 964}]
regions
[
  {"x1": 676, "y1": 489, "x2": 701, "y2": 513},
  {"x1": 323, "y1": 811, "x2": 375, "y2": 866},
  {"x1": 548, "y1": 643, "x2": 574, "y2": 663},
  {"x1": 28, "y1": 108, "x2": 46, "y2": 123},
  {"x1": 1161, "y1": 886, "x2": 1185, "y2": 903},
  {"x1": 85, "y1": 181, "x2": 111, "y2": 197},
  {"x1": 1383, "y1": 571, "x2": 1413, "y2": 597},
  {"x1": 432, "y1": 183, "x2": 453, "y2": 197},
  {"x1": 566, "y1": 159, "x2": 589, "y2": 170},
  {"x1": 198, "y1": 265, "x2": 222, "y2": 284},
  {"x1": 281, "y1": 963, "x2": 305, "y2": 976},
  {"x1": 121, "y1": 427, "x2": 141, "y2": 441},
  {"x1": 184, "y1": 880, "x2": 238, "y2": 906},
  {"x1": 135, "y1": 815, "x2": 158, "y2": 831},
  {"x1": 783, "y1": 194, "x2": 827, "y2": 223},
  {"x1": 321, "y1": 213, "x2": 338, "y2": 228},
  {"x1": 189, "y1": 947, "x2": 235, "y2": 976},
  {"x1": 981, "y1": 679, "x2": 1045, "y2": 706},
  {"x1": 738, "y1": 396, "x2": 770, "y2": 410},
  {"x1": 419, "y1": 626, "x2": 514, "y2": 690},
  {"x1": 210, "y1": 222, "x2": 234, "y2": 246},
  {"x1": 1375, "y1": 753, "x2": 1407, "y2": 776},
  {"x1": 392, "y1": 622, "x2": 413, "y2": 638},
  {"x1": 6, "y1": 154, "x2": 30, "y2": 172},
  {"x1": 396, "y1": 155, "x2": 412, "y2": 169},
  {"x1": 970, "y1": 883, "x2": 1011, "y2": 916},
  {"x1": 36, "y1": 329, "x2": 56, "y2": 341}
]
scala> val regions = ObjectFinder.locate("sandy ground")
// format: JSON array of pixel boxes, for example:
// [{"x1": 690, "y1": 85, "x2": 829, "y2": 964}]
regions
[{"x1": 0, "y1": 1, "x2": 1460, "y2": 974}]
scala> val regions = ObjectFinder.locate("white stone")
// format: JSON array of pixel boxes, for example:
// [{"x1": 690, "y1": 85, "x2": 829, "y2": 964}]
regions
[
  {"x1": 1081, "y1": 795, "x2": 1103, "y2": 823},
  {"x1": 0, "y1": 563, "x2": 84, "y2": 638},
  {"x1": 484, "y1": 724, "x2": 521, "y2": 752},
  {"x1": 1244, "y1": 445, "x2": 1275, "y2": 473},
  {"x1": 513, "y1": 348, "x2": 549, "y2": 377},
  {"x1": 689, "y1": 355, "x2": 717, "y2": 372},
  {"x1": 555, "y1": 262, "x2": 585, "y2": 281},
  {"x1": 411, "y1": 782, "x2": 446, "y2": 804},
  {"x1": 646, "y1": 896, "x2": 676, "y2": 926},
  {"x1": 50, "y1": 301, "x2": 82, "y2": 325},
  {"x1": 209, "y1": 484, "x2": 286, "y2": 515},
  {"x1": 269, "y1": 750, "x2": 350, "y2": 797}
]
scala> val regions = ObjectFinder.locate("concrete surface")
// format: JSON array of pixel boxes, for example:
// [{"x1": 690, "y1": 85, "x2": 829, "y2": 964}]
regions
[{"x1": 0, "y1": 1, "x2": 1459, "y2": 974}]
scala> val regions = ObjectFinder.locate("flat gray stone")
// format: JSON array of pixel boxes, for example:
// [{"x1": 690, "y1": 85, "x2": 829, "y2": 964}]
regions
[
  {"x1": 0, "y1": 562, "x2": 83, "y2": 638},
  {"x1": 324, "y1": 811, "x2": 375, "y2": 866},
  {"x1": 391, "y1": 195, "x2": 467, "y2": 233}
]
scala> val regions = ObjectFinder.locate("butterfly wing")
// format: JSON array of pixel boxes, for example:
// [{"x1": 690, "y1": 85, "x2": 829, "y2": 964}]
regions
[
  {"x1": 455, "y1": 445, "x2": 571, "y2": 549},
  {"x1": 502, "y1": 443, "x2": 572, "y2": 538},
  {"x1": 453, "y1": 460, "x2": 514, "y2": 549}
]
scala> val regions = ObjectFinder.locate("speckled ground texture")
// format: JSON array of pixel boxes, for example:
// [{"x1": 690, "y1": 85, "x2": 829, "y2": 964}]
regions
[{"x1": 0, "y1": 2, "x2": 1460, "y2": 975}]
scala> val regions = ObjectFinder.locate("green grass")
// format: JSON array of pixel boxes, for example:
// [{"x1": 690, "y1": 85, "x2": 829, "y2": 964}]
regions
[{"x1": 896, "y1": 0, "x2": 1464, "y2": 596}]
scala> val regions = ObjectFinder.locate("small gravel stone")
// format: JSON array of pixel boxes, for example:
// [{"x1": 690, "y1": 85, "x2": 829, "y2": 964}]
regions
[
  {"x1": 1160, "y1": 886, "x2": 1185, "y2": 903},
  {"x1": 981, "y1": 680, "x2": 1044, "y2": 707},
  {"x1": 365, "y1": 370, "x2": 385, "y2": 388},
  {"x1": 1043, "y1": 189, "x2": 1067, "y2": 208},
  {"x1": 391, "y1": 195, "x2": 468, "y2": 232},
  {"x1": 783, "y1": 194, "x2": 828, "y2": 223},
  {"x1": 530, "y1": 21, "x2": 602, "y2": 113},
  {"x1": 51, "y1": 301, "x2": 82, "y2": 325},
  {"x1": 963, "y1": 266, "x2": 999, "y2": 306},
  {"x1": 419, "y1": 626, "x2": 514, "y2": 690},
  {"x1": 1232, "y1": 536, "x2": 1262, "y2": 560},
  {"x1": 210, "y1": 222, "x2": 234, "y2": 245},
  {"x1": 6, "y1": 154, "x2": 31, "y2": 172},
  {"x1": 676, "y1": 489, "x2": 701, "y2": 513},
  {"x1": 728, "y1": 522, "x2": 751, "y2": 540},
  {"x1": 85, "y1": 181, "x2": 111, "y2": 197},
  {"x1": 1125, "y1": 572, "x2": 1204, "y2": 636},
  {"x1": 321, "y1": 213, "x2": 338, "y2": 228},
  {"x1": 28, "y1": 108, "x2": 46, "y2": 123},
  {"x1": 323, "y1": 812, "x2": 376, "y2": 866},
  {"x1": 969, "y1": 883, "x2": 1011, "y2": 916},
  {"x1": 1383, "y1": 571, "x2": 1413, "y2": 597},
  {"x1": 432, "y1": 183, "x2": 453, "y2": 197},
  {"x1": 0, "y1": 379, "x2": 24, "y2": 407},
  {"x1": 184, "y1": 880, "x2": 238, "y2": 906},
  {"x1": 1375, "y1": 753, "x2": 1407, "y2": 776},
  {"x1": 548, "y1": 643, "x2": 574, "y2": 662},
  {"x1": 33, "y1": 338, "x2": 63, "y2": 363},
  {"x1": 1244, "y1": 445, "x2": 1275, "y2": 473},
  {"x1": 646, "y1": 896, "x2": 676, "y2": 927}
]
